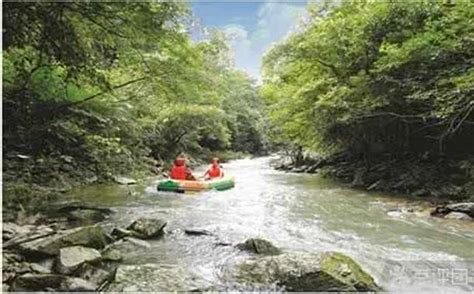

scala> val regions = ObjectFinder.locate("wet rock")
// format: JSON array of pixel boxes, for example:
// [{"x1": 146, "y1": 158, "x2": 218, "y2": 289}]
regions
[
  {"x1": 103, "y1": 237, "x2": 150, "y2": 262},
  {"x1": 3, "y1": 222, "x2": 33, "y2": 241},
  {"x1": 444, "y1": 211, "x2": 473, "y2": 221},
  {"x1": 387, "y1": 210, "x2": 404, "y2": 218},
  {"x1": 111, "y1": 227, "x2": 136, "y2": 239},
  {"x1": 108, "y1": 264, "x2": 211, "y2": 292},
  {"x1": 445, "y1": 202, "x2": 474, "y2": 217},
  {"x1": 74, "y1": 263, "x2": 113, "y2": 287},
  {"x1": 101, "y1": 248, "x2": 123, "y2": 262},
  {"x1": 184, "y1": 228, "x2": 213, "y2": 236},
  {"x1": 19, "y1": 226, "x2": 109, "y2": 256},
  {"x1": 61, "y1": 277, "x2": 97, "y2": 291},
  {"x1": 236, "y1": 238, "x2": 282, "y2": 255},
  {"x1": 113, "y1": 176, "x2": 137, "y2": 185},
  {"x1": 58, "y1": 246, "x2": 102, "y2": 274},
  {"x1": 293, "y1": 165, "x2": 308, "y2": 173},
  {"x1": 31, "y1": 259, "x2": 54, "y2": 274},
  {"x1": 127, "y1": 218, "x2": 166, "y2": 239},
  {"x1": 431, "y1": 202, "x2": 474, "y2": 219},
  {"x1": 2, "y1": 252, "x2": 32, "y2": 283},
  {"x1": 235, "y1": 252, "x2": 378, "y2": 291},
  {"x1": 431, "y1": 206, "x2": 450, "y2": 217}
]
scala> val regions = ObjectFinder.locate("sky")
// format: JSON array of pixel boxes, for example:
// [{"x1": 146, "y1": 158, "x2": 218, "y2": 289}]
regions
[{"x1": 191, "y1": 1, "x2": 308, "y2": 79}]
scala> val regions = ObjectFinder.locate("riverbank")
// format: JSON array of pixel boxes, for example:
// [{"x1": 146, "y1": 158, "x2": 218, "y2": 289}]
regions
[
  {"x1": 272, "y1": 152, "x2": 474, "y2": 219},
  {"x1": 273, "y1": 151, "x2": 473, "y2": 200},
  {"x1": 2, "y1": 201, "x2": 379, "y2": 292},
  {"x1": 2, "y1": 150, "x2": 249, "y2": 222}
]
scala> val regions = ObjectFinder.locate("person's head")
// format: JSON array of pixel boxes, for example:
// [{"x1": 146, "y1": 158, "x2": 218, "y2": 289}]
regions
[
  {"x1": 174, "y1": 156, "x2": 186, "y2": 166},
  {"x1": 211, "y1": 157, "x2": 219, "y2": 167}
]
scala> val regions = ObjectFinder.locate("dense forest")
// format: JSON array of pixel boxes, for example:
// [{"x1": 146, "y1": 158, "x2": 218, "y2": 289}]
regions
[
  {"x1": 3, "y1": 2, "x2": 267, "y2": 211},
  {"x1": 3, "y1": 2, "x2": 474, "y2": 213},
  {"x1": 263, "y1": 2, "x2": 474, "y2": 200},
  {"x1": 3, "y1": 2, "x2": 474, "y2": 292}
]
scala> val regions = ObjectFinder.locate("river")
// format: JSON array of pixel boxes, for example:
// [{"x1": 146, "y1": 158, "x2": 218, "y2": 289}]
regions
[{"x1": 67, "y1": 156, "x2": 474, "y2": 292}]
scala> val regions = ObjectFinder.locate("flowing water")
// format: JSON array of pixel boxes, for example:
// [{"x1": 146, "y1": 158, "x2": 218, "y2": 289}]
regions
[{"x1": 67, "y1": 156, "x2": 474, "y2": 292}]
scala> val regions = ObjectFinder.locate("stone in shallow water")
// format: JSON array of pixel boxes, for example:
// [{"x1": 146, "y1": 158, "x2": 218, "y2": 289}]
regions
[
  {"x1": 445, "y1": 202, "x2": 474, "y2": 217},
  {"x1": 113, "y1": 176, "x2": 137, "y2": 185},
  {"x1": 236, "y1": 238, "x2": 282, "y2": 255},
  {"x1": 101, "y1": 247, "x2": 123, "y2": 262},
  {"x1": 101, "y1": 237, "x2": 151, "y2": 263},
  {"x1": 107, "y1": 264, "x2": 211, "y2": 292},
  {"x1": 127, "y1": 218, "x2": 167, "y2": 239},
  {"x1": 234, "y1": 252, "x2": 379, "y2": 292},
  {"x1": 444, "y1": 211, "x2": 473, "y2": 221}
]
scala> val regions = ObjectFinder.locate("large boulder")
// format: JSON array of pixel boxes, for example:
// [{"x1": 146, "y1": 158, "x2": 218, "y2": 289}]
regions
[
  {"x1": 127, "y1": 218, "x2": 167, "y2": 239},
  {"x1": 444, "y1": 211, "x2": 473, "y2": 221},
  {"x1": 107, "y1": 264, "x2": 211, "y2": 292},
  {"x1": 19, "y1": 226, "x2": 109, "y2": 256},
  {"x1": 446, "y1": 202, "x2": 474, "y2": 217},
  {"x1": 234, "y1": 252, "x2": 378, "y2": 292},
  {"x1": 236, "y1": 238, "x2": 282, "y2": 255},
  {"x1": 57, "y1": 246, "x2": 102, "y2": 274}
]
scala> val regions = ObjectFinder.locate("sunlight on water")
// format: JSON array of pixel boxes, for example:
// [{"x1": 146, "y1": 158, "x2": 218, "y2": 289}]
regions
[{"x1": 67, "y1": 156, "x2": 474, "y2": 292}]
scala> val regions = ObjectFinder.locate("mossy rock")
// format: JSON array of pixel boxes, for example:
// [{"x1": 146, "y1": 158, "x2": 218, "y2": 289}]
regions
[
  {"x1": 235, "y1": 252, "x2": 379, "y2": 292},
  {"x1": 236, "y1": 238, "x2": 282, "y2": 255}
]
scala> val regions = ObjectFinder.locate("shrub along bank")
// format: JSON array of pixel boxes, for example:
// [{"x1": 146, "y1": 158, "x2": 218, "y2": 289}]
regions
[{"x1": 263, "y1": 2, "x2": 474, "y2": 201}]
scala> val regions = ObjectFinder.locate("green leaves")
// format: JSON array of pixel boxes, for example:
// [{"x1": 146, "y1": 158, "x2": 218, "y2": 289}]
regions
[{"x1": 262, "y1": 1, "x2": 474, "y2": 156}]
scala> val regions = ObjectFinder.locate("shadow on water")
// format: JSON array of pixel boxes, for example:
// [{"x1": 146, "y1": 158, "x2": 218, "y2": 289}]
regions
[{"x1": 66, "y1": 156, "x2": 474, "y2": 292}]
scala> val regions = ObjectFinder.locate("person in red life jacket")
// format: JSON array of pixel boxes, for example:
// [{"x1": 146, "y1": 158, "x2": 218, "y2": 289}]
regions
[
  {"x1": 170, "y1": 156, "x2": 196, "y2": 180},
  {"x1": 203, "y1": 157, "x2": 224, "y2": 180}
]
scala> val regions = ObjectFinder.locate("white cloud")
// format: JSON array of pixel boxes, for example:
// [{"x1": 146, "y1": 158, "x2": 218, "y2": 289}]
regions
[{"x1": 222, "y1": 2, "x2": 307, "y2": 80}]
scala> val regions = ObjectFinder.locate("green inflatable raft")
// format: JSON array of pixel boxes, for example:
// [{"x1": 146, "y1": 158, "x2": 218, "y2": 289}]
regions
[{"x1": 157, "y1": 176, "x2": 235, "y2": 193}]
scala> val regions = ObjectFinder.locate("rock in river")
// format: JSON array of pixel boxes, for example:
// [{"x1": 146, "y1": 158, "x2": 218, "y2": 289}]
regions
[
  {"x1": 107, "y1": 264, "x2": 211, "y2": 292},
  {"x1": 113, "y1": 176, "x2": 137, "y2": 185},
  {"x1": 444, "y1": 211, "x2": 473, "y2": 221},
  {"x1": 127, "y1": 218, "x2": 167, "y2": 239},
  {"x1": 58, "y1": 246, "x2": 102, "y2": 274},
  {"x1": 19, "y1": 226, "x2": 109, "y2": 256},
  {"x1": 234, "y1": 252, "x2": 379, "y2": 291},
  {"x1": 236, "y1": 238, "x2": 282, "y2": 255},
  {"x1": 445, "y1": 202, "x2": 474, "y2": 218}
]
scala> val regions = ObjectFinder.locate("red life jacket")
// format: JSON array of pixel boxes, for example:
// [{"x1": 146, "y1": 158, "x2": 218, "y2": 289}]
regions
[
  {"x1": 170, "y1": 165, "x2": 186, "y2": 180},
  {"x1": 207, "y1": 165, "x2": 222, "y2": 178}
]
